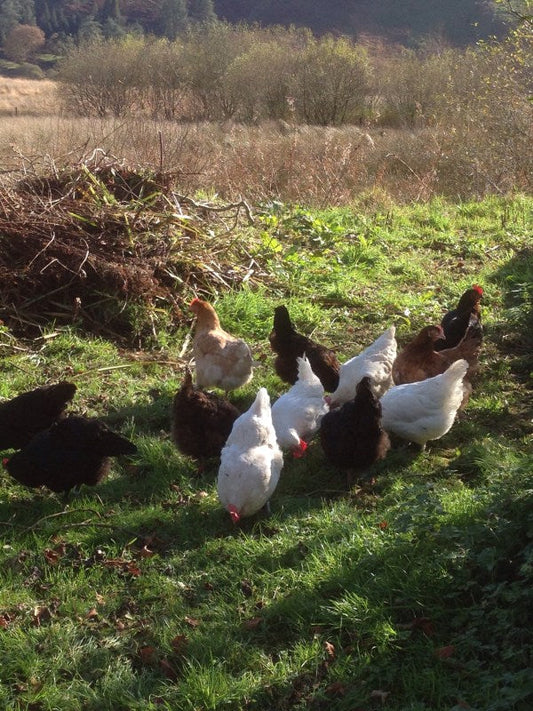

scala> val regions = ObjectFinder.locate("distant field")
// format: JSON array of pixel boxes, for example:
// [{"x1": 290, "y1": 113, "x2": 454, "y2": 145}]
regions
[{"x1": 0, "y1": 77, "x2": 58, "y2": 116}]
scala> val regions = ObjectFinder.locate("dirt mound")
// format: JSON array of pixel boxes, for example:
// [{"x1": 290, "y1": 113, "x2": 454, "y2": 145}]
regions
[{"x1": 0, "y1": 161, "x2": 262, "y2": 346}]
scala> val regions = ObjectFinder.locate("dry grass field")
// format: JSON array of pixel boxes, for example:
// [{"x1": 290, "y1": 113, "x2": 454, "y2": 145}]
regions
[
  {"x1": 0, "y1": 77, "x2": 58, "y2": 116},
  {"x1": 0, "y1": 76, "x2": 530, "y2": 206}
]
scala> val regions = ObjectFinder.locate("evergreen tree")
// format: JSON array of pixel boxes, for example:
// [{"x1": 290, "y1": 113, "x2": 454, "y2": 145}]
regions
[
  {"x1": 189, "y1": 0, "x2": 216, "y2": 24},
  {"x1": 77, "y1": 16, "x2": 103, "y2": 42},
  {"x1": 0, "y1": 0, "x2": 36, "y2": 42},
  {"x1": 100, "y1": 0, "x2": 121, "y2": 23},
  {"x1": 159, "y1": 0, "x2": 188, "y2": 40}
]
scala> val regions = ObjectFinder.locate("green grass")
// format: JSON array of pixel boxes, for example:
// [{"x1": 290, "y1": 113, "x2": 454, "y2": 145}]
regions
[{"x1": 0, "y1": 194, "x2": 532, "y2": 710}]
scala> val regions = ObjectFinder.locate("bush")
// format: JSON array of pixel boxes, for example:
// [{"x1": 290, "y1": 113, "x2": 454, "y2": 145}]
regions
[
  {"x1": 57, "y1": 36, "x2": 146, "y2": 117},
  {"x1": 3, "y1": 24, "x2": 45, "y2": 63},
  {"x1": 291, "y1": 35, "x2": 372, "y2": 125}
]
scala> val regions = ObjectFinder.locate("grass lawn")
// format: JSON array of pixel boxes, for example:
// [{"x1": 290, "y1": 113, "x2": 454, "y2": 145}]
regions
[{"x1": 0, "y1": 193, "x2": 531, "y2": 710}]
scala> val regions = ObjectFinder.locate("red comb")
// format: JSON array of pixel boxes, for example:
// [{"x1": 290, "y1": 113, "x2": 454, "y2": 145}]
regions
[
  {"x1": 190, "y1": 297, "x2": 200, "y2": 306},
  {"x1": 2, "y1": 457, "x2": 9, "y2": 469},
  {"x1": 472, "y1": 285, "x2": 483, "y2": 295}
]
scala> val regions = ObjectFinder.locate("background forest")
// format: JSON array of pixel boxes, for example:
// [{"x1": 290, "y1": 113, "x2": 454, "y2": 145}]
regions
[{"x1": 0, "y1": 0, "x2": 519, "y2": 51}]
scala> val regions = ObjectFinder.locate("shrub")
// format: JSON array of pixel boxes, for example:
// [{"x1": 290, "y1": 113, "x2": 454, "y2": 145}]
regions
[
  {"x1": 3, "y1": 23, "x2": 45, "y2": 63},
  {"x1": 57, "y1": 36, "x2": 146, "y2": 117},
  {"x1": 291, "y1": 35, "x2": 372, "y2": 125}
]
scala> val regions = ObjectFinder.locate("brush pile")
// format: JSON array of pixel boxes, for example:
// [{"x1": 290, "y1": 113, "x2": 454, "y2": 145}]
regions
[{"x1": 0, "y1": 157, "x2": 263, "y2": 345}]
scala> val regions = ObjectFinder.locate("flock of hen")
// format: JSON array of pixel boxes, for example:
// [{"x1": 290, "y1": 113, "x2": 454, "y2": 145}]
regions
[{"x1": 0, "y1": 286, "x2": 483, "y2": 523}]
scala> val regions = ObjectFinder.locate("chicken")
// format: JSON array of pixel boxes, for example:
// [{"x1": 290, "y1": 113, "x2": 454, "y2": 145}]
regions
[
  {"x1": 320, "y1": 376, "x2": 390, "y2": 483},
  {"x1": 3, "y1": 415, "x2": 137, "y2": 494},
  {"x1": 380, "y1": 359, "x2": 469, "y2": 448},
  {"x1": 171, "y1": 366, "x2": 240, "y2": 461},
  {"x1": 392, "y1": 321, "x2": 482, "y2": 385},
  {"x1": 0, "y1": 382, "x2": 77, "y2": 451},
  {"x1": 434, "y1": 285, "x2": 483, "y2": 350},
  {"x1": 327, "y1": 326, "x2": 397, "y2": 408},
  {"x1": 217, "y1": 388, "x2": 283, "y2": 523},
  {"x1": 271, "y1": 355, "x2": 329, "y2": 457},
  {"x1": 190, "y1": 298, "x2": 254, "y2": 393},
  {"x1": 269, "y1": 305, "x2": 340, "y2": 392}
]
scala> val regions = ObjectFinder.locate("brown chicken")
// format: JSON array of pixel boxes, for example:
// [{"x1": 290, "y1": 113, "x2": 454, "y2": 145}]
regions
[
  {"x1": 171, "y1": 367, "x2": 240, "y2": 461},
  {"x1": 0, "y1": 382, "x2": 77, "y2": 451},
  {"x1": 392, "y1": 321, "x2": 482, "y2": 386},
  {"x1": 269, "y1": 305, "x2": 340, "y2": 392},
  {"x1": 319, "y1": 376, "x2": 390, "y2": 485},
  {"x1": 435, "y1": 285, "x2": 483, "y2": 350},
  {"x1": 190, "y1": 298, "x2": 254, "y2": 393}
]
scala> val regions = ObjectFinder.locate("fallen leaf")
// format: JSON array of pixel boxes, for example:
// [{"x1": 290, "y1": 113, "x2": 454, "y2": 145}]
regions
[
  {"x1": 184, "y1": 616, "x2": 200, "y2": 628},
  {"x1": 32, "y1": 606, "x2": 53, "y2": 627},
  {"x1": 159, "y1": 658, "x2": 177, "y2": 680},
  {"x1": 243, "y1": 616, "x2": 262, "y2": 630},
  {"x1": 240, "y1": 580, "x2": 253, "y2": 597},
  {"x1": 435, "y1": 645, "x2": 455, "y2": 659},
  {"x1": 324, "y1": 641, "x2": 336, "y2": 658},
  {"x1": 411, "y1": 617, "x2": 434, "y2": 636},
  {"x1": 138, "y1": 545, "x2": 155, "y2": 558},
  {"x1": 85, "y1": 607, "x2": 99, "y2": 619},
  {"x1": 325, "y1": 681, "x2": 346, "y2": 696},
  {"x1": 370, "y1": 689, "x2": 390, "y2": 704},
  {"x1": 0, "y1": 613, "x2": 10, "y2": 629},
  {"x1": 171, "y1": 634, "x2": 188, "y2": 655},
  {"x1": 139, "y1": 645, "x2": 157, "y2": 665},
  {"x1": 378, "y1": 520, "x2": 388, "y2": 530},
  {"x1": 43, "y1": 549, "x2": 61, "y2": 565}
]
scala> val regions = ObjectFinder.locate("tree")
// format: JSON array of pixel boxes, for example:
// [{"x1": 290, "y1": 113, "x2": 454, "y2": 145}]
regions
[
  {"x1": 3, "y1": 22, "x2": 45, "y2": 62},
  {"x1": 292, "y1": 35, "x2": 372, "y2": 125},
  {"x1": 159, "y1": 0, "x2": 188, "y2": 40},
  {"x1": 77, "y1": 17, "x2": 103, "y2": 43},
  {"x1": 0, "y1": 0, "x2": 36, "y2": 43},
  {"x1": 188, "y1": 0, "x2": 216, "y2": 24}
]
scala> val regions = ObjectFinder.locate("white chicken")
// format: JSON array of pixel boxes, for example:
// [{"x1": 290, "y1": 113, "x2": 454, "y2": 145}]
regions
[
  {"x1": 327, "y1": 326, "x2": 397, "y2": 408},
  {"x1": 380, "y1": 358, "x2": 469, "y2": 448},
  {"x1": 217, "y1": 388, "x2": 283, "y2": 523},
  {"x1": 271, "y1": 355, "x2": 330, "y2": 457},
  {"x1": 190, "y1": 298, "x2": 254, "y2": 393}
]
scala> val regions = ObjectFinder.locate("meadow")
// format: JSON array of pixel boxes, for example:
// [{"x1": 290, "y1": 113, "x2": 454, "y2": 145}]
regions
[{"x1": 0, "y1": 78, "x2": 532, "y2": 711}]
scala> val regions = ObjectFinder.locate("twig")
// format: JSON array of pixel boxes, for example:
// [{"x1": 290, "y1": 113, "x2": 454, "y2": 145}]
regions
[
  {"x1": 27, "y1": 233, "x2": 56, "y2": 269},
  {"x1": 48, "y1": 521, "x2": 142, "y2": 538},
  {"x1": 21, "y1": 508, "x2": 103, "y2": 535}
]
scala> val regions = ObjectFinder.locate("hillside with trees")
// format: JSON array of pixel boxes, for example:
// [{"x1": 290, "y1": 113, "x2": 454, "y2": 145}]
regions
[{"x1": 0, "y1": 0, "x2": 512, "y2": 50}]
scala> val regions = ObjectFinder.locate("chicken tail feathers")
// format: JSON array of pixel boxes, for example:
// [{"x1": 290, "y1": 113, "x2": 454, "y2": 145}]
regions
[{"x1": 273, "y1": 305, "x2": 295, "y2": 337}]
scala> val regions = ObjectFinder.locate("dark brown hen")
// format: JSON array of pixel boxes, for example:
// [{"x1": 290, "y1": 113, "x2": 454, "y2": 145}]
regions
[
  {"x1": 3, "y1": 415, "x2": 136, "y2": 494},
  {"x1": 269, "y1": 305, "x2": 340, "y2": 392},
  {"x1": 434, "y1": 285, "x2": 483, "y2": 350},
  {"x1": 319, "y1": 376, "x2": 390, "y2": 484},
  {"x1": 171, "y1": 367, "x2": 240, "y2": 460},
  {"x1": 0, "y1": 382, "x2": 77, "y2": 451}
]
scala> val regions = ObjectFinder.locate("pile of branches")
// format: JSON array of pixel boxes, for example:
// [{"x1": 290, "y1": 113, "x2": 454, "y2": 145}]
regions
[{"x1": 0, "y1": 157, "x2": 263, "y2": 346}]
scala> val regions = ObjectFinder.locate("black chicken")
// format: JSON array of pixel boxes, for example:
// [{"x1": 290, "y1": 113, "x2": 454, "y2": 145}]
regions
[
  {"x1": 269, "y1": 305, "x2": 340, "y2": 392},
  {"x1": 3, "y1": 415, "x2": 137, "y2": 494},
  {"x1": 435, "y1": 285, "x2": 483, "y2": 350},
  {"x1": 171, "y1": 367, "x2": 240, "y2": 461},
  {"x1": 0, "y1": 382, "x2": 77, "y2": 451},
  {"x1": 319, "y1": 376, "x2": 390, "y2": 484}
]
